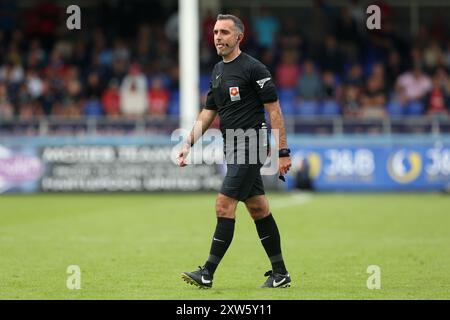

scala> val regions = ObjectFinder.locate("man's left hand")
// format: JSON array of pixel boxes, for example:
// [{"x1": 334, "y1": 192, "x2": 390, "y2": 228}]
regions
[{"x1": 279, "y1": 156, "x2": 292, "y2": 176}]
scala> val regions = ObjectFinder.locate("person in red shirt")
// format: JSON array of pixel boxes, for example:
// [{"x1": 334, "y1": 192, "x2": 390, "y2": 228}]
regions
[
  {"x1": 426, "y1": 71, "x2": 449, "y2": 117},
  {"x1": 148, "y1": 77, "x2": 169, "y2": 117},
  {"x1": 101, "y1": 79, "x2": 120, "y2": 117},
  {"x1": 276, "y1": 50, "x2": 300, "y2": 89}
]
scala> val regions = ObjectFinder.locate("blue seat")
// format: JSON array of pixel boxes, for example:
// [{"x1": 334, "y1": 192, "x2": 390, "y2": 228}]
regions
[
  {"x1": 279, "y1": 89, "x2": 297, "y2": 115},
  {"x1": 406, "y1": 101, "x2": 425, "y2": 115},
  {"x1": 84, "y1": 100, "x2": 103, "y2": 117},
  {"x1": 321, "y1": 100, "x2": 341, "y2": 116},
  {"x1": 200, "y1": 74, "x2": 211, "y2": 92},
  {"x1": 387, "y1": 100, "x2": 404, "y2": 117},
  {"x1": 167, "y1": 90, "x2": 180, "y2": 116},
  {"x1": 297, "y1": 100, "x2": 319, "y2": 117}
]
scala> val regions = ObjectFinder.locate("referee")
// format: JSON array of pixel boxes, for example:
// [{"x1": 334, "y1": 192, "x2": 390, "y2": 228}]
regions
[{"x1": 178, "y1": 14, "x2": 292, "y2": 289}]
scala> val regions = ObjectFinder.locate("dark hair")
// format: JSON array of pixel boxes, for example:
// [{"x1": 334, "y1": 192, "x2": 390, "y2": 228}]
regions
[{"x1": 216, "y1": 14, "x2": 245, "y2": 34}]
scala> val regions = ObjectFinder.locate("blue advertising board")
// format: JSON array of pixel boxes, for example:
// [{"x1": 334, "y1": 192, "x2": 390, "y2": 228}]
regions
[{"x1": 288, "y1": 144, "x2": 450, "y2": 191}]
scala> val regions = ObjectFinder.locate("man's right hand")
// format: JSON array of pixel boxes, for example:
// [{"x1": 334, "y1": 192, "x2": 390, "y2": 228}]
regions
[{"x1": 177, "y1": 143, "x2": 191, "y2": 167}]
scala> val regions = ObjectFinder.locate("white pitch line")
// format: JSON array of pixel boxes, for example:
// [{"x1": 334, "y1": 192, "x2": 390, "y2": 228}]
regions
[{"x1": 270, "y1": 193, "x2": 312, "y2": 209}]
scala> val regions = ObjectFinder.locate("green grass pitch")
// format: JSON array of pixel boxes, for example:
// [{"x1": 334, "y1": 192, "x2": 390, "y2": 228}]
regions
[{"x1": 1, "y1": 192, "x2": 449, "y2": 299}]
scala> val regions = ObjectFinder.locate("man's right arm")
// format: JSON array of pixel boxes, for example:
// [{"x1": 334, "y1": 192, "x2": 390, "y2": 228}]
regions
[
  {"x1": 177, "y1": 108, "x2": 217, "y2": 167},
  {"x1": 185, "y1": 108, "x2": 218, "y2": 146}
]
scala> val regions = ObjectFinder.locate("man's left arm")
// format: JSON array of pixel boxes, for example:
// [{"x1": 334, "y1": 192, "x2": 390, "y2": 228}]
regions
[{"x1": 264, "y1": 100, "x2": 292, "y2": 176}]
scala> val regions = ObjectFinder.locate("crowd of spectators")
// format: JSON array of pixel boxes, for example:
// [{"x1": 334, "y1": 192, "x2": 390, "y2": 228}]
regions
[{"x1": 0, "y1": 0, "x2": 449, "y2": 122}]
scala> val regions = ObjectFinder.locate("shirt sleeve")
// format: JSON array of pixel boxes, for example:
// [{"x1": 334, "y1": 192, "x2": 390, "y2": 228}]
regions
[
  {"x1": 250, "y1": 62, "x2": 278, "y2": 103},
  {"x1": 204, "y1": 81, "x2": 217, "y2": 110}
]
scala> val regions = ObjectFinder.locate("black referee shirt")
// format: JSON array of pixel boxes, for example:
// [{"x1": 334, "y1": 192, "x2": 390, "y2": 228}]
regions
[{"x1": 204, "y1": 52, "x2": 278, "y2": 135}]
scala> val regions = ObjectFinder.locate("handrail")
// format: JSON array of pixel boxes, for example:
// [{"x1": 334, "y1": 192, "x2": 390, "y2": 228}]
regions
[{"x1": 1, "y1": 116, "x2": 450, "y2": 136}]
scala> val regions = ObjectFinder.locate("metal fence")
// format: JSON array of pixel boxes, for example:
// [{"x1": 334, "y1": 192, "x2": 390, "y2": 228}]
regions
[{"x1": 1, "y1": 116, "x2": 450, "y2": 136}]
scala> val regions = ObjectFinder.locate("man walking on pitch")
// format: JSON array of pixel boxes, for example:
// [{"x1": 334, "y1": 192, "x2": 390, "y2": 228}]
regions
[{"x1": 177, "y1": 14, "x2": 292, "y2": 289}]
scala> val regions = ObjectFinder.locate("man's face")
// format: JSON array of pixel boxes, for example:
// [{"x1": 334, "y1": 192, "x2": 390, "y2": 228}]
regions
[{"x1": 213, "y1": 19, "x2": 239, "y2": 57}]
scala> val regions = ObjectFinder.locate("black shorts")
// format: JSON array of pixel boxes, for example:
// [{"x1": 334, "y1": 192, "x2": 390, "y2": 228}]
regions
[{"x1": 220, "y1": 163, "x2": 265, "y2": 202}]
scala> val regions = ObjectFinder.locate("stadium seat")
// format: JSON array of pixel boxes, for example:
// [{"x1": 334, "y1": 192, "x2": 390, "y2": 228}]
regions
[
  {"x1": 279, "y1": 89, "x2": 297, "y2": 115},
  {"x1": 406, "y1": 101, "x2": 425, "y2": 116},
  {"x1": 387, "y1": 100, "x2": 404, "y2": 117},
  {"x1": 296, "y1": 100, "x2": 319, "y2": 117},
  {"x1": 320, "y1": 100, "x2": 341, "y2": 116},
  {"x1": 84, "y1": 100, "x2": 103, "y2": 117},
  {"x1": 200, "y1": 74, "x2": 211, "y2": 92},
  {"x1": 167, "y1": 90, "x2": 180, "y2": 116}
]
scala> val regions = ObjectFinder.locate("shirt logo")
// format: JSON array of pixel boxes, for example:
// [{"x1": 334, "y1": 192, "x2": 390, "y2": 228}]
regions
[
  {"x1": 229, "y1": 86, "x2": 241, "y2": 101},
  {"x1": 256, "y1": 77, "x2": 271, "y2": 89}
]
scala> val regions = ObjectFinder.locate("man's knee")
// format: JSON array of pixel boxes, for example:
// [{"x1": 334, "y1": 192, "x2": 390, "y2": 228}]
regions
[
  {"x1": 215, "y1": 194, "x2": 237, "y2": 218},
  {"x1": 245, "y1": 196, "x2": 270, "y2": 220}
]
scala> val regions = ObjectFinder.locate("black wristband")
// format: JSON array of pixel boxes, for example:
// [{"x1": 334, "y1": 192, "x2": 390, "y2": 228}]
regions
[{"x1": 279, "y1": 148, "x2": 291, "y2": 158}]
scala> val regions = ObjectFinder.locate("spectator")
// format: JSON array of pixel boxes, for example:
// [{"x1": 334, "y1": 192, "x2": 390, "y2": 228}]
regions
[
  {"x1": 423, "y1": 41, "x2": 444, "y2": 73},
  {"x1": 360, "y1": 75, "x2": 387, "y2": 119},
  {"x1": 0, "y1": 61, "x2": 24, "y2": 85},
  {"x1": 344, "y1": 63, "x2": 364, "y2": 87},
  {"x1": 17, "y1": 83, "x2": 42, "y2": 120},
  {"x1": 148, "y1": 77, "x2": 170, "y2": 118},
  {"x1": 444, "y1": 40, "x2": 450, "y2": 69},
  {"x1": 120, "y1": 63, "x2": 148, "y2": 117},
  {"x1": 26, "y1": 69, "x2": 43, "y2": 99},
  {"x1": 0, "y1": 83, "x2": 14, "y2": 119},
  {"x1": 321, "y1": 70, "x2": 341, "y2": 101},
  {"x1": 101, "y1": 79, "x2": 121, "y2": 117},
  {"x1": 296, "y1": 60, "x2": 322, "y2": 100},
  {"x1": 341, "y1": 84, "x2": 361, "y2": 118},
  {"x1": 252, "y1": 7, "x2": 280, "y2": 49},
  {"x1": 396, "y1": 65, "x2": 432, "y2": 104},
  {"x1": 276, "y1": 50, "x2": 300, "y2": 89},
  {"x1": 84, "y1": 72, "x2": 103, "y2": 99},
  {"x1": 425, "y1": 68, "x2": 450, "y2": 117},
  {"x1": 64, "y1": 66, "x2": 82, "y2": 102}
]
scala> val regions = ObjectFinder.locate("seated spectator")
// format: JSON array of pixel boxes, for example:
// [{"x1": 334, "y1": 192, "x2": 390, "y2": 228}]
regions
[
  {"x1": 101, "y1": 79, "x2": 120, "y2": 117},
  {"x1": 360, "y1": 75, "x2": 387, "y2": 119},
  {"x1": 341, "y1": 84, "x2": 361, "y2": 118},
  {"x1": 425, "y1": 68, "x2": 450, "y2": 117},
  {"x1": 26, "y1": 69, "x2": 44, "y2": 99},
  {"x1": 84, "y1": 71, "x2": 103, "y2": 99},
  {"x1": 296, "y1": 60, "x2": 322, "y2": 100},
  {"x1": 0, "y1": 82, "x2": 14, "y2": 119},
  {"x1": 321, "y1": 70, "x2": 341, "y2": 101},
  {"x1": 276, "y1": 50, "x2": 300, "y2": 89},
  {"x1": 423, "y1": 40, "x2": 444, "y2": 74},
  {"x1": 344, "y1": 62, "x2": 364, "y2": 87},
  {"x1": 148, "y1": 77, "x2": 169, "y2": 118},
  {"x1": 120, "y1": 63, "x2": 148, "y2": 118},
  {"x1": 395, "y1": 65, "x2": 432, "y2": 104}
]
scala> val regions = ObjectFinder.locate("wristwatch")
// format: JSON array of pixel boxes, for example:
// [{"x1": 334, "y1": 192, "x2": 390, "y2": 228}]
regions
[{"x1": 278, "y1": 148, "x2": 291, "y2": 158}]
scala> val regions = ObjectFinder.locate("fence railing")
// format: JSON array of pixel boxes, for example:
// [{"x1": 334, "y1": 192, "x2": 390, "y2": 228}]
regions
[{"x1": 1, "y1": 116, "x2": 450, "y2": 136}]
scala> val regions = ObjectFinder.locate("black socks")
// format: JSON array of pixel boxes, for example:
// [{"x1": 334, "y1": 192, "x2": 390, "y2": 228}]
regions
[
  {"x1": 204, "y1": 217, "x2": 235, "y2": 276},
  {"x1": 255, "y1": 213, "x2": 287, "y2": 275}
]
